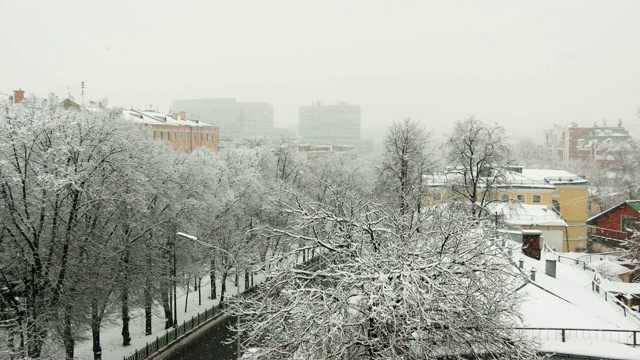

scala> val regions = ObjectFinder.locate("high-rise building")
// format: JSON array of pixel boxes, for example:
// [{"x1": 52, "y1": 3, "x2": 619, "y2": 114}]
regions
[
  {"x1": 298, "y1": 102, "x2": 361, "y2": 146},
  {"x1": 172, "y1": 98, "x2": 273, "y2": 139}
]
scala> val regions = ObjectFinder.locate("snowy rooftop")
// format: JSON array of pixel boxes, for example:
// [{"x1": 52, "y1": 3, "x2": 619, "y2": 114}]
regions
[
  {"x1": 122, "y1": 109, "x2": 215, "y2": 128},
  {"x1": 520, "y1": 169, "x2": 588, "y2": 185},
  {"x1": 488, "y1": 203, "x2": 567, "y2": 227},
  {"x1": 513, "y1": 242, "x2": 640, "y2": 358},
  {"x1": 589, "y1": 260, "x2": 633, "y2": 276}
]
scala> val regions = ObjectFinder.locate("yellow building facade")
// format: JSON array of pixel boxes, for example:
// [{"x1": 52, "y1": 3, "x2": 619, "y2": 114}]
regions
[{"x1": 425, "y1": 168, "x2": 589, "y2": 252}]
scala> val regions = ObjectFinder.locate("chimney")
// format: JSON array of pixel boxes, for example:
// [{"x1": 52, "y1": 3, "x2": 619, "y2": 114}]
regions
[
  {"x1": 521, "y1": 230, "x2": 542, "y2": 260},
  {"x1": 171, "y1": 113, "x2": 178, "y2": 120},
  {"x1": 180, "y1": 111, "x2": 186, "y2": 120},
  {"x1": 13, "y1": 89, "x2": 25, "y2": 104}
]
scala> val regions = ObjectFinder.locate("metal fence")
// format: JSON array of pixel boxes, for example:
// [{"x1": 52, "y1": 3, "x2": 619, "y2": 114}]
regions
[
  {"x1": 123, "y1": 247, "x2": 319, "y2": 360},
  {"x1": 123, "y1": 301, "x2": 229, "y2": 360},
  {"x1": 590, "y1": 284, "x2": 640, "y2": 329},
  {"x1": 516, "y1": 327, "x2": 639, "y2": 347},
  {"x1": 543, "y1": 245, "x2": 640, "y2": 329}
]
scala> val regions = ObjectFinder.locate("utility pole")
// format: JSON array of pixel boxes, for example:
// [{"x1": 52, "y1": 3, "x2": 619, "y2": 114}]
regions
[{"x1": 81, "y1": 81, "x2": 85, "y2": 106}]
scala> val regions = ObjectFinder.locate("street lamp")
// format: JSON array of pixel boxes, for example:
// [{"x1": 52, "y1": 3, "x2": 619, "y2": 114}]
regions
[
  {"x1": 176, "y1": 231, "x2": 243, "y2": 358},
  {"x1": 176, "y1": 232, "x2": 235, "y2": 258},
  {"x1": 176, "y1": 232, "x2": 247, "y2": 301}
]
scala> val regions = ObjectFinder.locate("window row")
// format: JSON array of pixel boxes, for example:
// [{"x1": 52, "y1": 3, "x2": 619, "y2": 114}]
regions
[
  {"x1": 497, "y1": 194, "x2": 541, "y2": 203},
  {"x1": 430, "y1": 192, "x2": 544, "y2": 204},
  {"x1": 153, "y1": 130, "x2": 215, "y2": 142}
]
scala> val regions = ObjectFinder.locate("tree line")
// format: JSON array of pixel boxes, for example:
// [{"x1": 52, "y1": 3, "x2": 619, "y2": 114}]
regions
[{"x1": 1, "y1": 97, "x2": 542, "y2": 359}]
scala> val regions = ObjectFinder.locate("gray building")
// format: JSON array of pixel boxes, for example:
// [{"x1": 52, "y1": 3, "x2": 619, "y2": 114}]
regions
[
  {"x1": 298, "y1": 102, "x2": 361, "y2": 146},
  {"x1": 172, "y1": 98, "x2": 273, "y2": 139}
]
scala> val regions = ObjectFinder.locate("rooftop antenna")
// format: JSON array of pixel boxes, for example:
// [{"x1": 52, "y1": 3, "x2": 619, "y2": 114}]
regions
[{"x1": 81, "y1": 81, "x2": 85, "y2": 105}]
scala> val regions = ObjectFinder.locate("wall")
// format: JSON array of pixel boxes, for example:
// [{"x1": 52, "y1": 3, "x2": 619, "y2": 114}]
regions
[
  {"x1": 591, "y1": 203, "x2": 639, "y2": 241},
  {"x1": 150, "y1": 124, "x2": 218, "y2": 152},
  {"x1": 554, "y1": 185, "x2": 589, "y2": 252}
]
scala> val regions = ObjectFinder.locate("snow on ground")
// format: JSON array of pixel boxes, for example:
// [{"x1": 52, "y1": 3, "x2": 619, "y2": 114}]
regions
[
  {"x1": 75, "y1": 250, "x2": 311, "y2": 359},
  {"x1": 75, "y1": 271, "x2": 267, "y2": 360},
  {"x1": 75, "y1": 243, "x2": 640, "y2": 359}
]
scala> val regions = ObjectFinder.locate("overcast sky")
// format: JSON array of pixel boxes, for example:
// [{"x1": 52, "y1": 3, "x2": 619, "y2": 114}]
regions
[{"x1": 2, "y1": 0, "x2": 639, "y2": 141}]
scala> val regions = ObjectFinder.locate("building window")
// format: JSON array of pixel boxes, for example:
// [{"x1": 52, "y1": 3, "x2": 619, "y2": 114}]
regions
[
  {"x1": 166, "y1": 131, "x2": 170, "y2": 140},
  {"x1": 552, "y1": 200, "x2": 560, "y2": 213},
  {"x1": 160, "y1": 132, "x2": 163, "y2": 140},
  {"x1": 180, "y1": 132, "x2": 184, "y2": 140},
  {"x1": 201, "y1": 133, "x2": 204, "y2": 141},
  {"x1": 174, "y1": 132, "x2": 178, "y2": 140},
  {"x1": 153, "y1": 131, "x2": 156, "y2": 139},
  {"x1": 516, "y1": 194, "x2": 525, "y2": 202},
  {"x1": 434, "y1": 192, "x2": 442, "y2": 201},
  {"x1": 500, "y1": 194, "x2": 509, "y2": 202},
  {"x1": 622, "y1": 215, "x2": 638, "y2": 232},
  {"x1": 188, "y1": 132, "x2": 191, "y2": 140},
  {"x1": 532, "y1": 195, "x2": 541, "y2": 203}
]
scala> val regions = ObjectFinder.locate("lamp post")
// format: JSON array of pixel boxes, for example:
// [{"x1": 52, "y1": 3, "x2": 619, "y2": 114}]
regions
[{"x1": 176, "y1": 232, "x2": 242, "y2": 358}]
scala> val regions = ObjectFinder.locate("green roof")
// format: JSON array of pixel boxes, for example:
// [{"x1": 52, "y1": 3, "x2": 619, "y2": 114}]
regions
[{"x1": 627, "y1": 201, "x2": 640, "y2": 212}]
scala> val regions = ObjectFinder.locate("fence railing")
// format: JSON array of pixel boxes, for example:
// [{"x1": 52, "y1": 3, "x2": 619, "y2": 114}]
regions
[
  {"x1": 591, "y1": 283, "x2": 640, "y2": 329},
  {"x1": 123, "y1": 301, "x2": 230, "y2": 360},
  {"x1": 123, "y1": 247, "x2": 320, "y2": 360},
  {"x1": 542, "y1": 243, "x2": 640, "y2": 329},
  {"x1": 516, "y1": 327, "x2": 639, "y2": 347},
  {"x1": 576, "y1": 251, "x2": 627, "y2": 263}
]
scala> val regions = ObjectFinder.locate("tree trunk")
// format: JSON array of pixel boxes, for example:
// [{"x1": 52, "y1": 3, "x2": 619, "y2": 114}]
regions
[
  {"x1": 144, "y1": 250, "x2": 153, "y2": 336},
  {"x1": 63, "y1": 305, "x2": 75, "y2": 360},
  {"x1": 210, "y1": 258, "x2": 217, "y2": 299},
  {"x1": 26, "y1": 320, "x2": 46, "y2": 358},
  {"x1": 162, "y1": 284, "x2": 173, "y2": 329},
  {"x1": 121, "y1": 249, "x2": 132, "y2": 345},
  {"x1": 91, "y1": 298, "x2": 103, "y2": 360},
  {"x1": 184, "y1": 279, "x2": 190, "y2": 313},
  {"x1": 121, "y1": 290, "x2": 131, "y2": 345},
  {"x1": 162, "y1": 245, "x2": 173, "y2": 329},
  {"x1": 244, "y1": 271, "x2": 249, "y2": 290},
  {"x1": 198, "y1": 277, "x2": 202, "y2": 305},
  {"x1": 220, "y1": 271, "x2": 228, "y2": 304},
  {"x1": 234, "y1": 272, "x2": 239, "y2": 288}
]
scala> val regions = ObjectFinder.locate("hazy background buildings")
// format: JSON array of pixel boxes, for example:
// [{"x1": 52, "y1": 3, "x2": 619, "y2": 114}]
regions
[
  {"x1": 172, "y1": 98, "x2": 273, "y2": 140},
  {"x1": 3, "y1": 1, "x2": 640, "y2": 144}
]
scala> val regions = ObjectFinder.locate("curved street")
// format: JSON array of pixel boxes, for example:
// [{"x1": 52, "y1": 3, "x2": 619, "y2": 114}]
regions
[{"x1": 154, "y1": 316, "x2": 238, "y2": 360}]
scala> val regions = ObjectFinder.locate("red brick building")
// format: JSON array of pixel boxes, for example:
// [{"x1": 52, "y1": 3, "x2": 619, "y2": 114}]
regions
[
  {"x1": 544, "y1": 123, "x2": 632, "y2": 167},
  {"x1": 587, "y1": 200, "x2": 640, "y2": 251},
  {"x1": 123, "y1": 110, "x2": 218, "y2": 153}
]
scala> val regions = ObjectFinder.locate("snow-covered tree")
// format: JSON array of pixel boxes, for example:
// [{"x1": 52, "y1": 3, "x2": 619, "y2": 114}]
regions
[
  {"x1": 0, "y1": 96, "x2": 170, "y2": 358},
  {"x1": 378, "y1": 118, "x2": 432, "y2": 219},
  {"x1": 444, "y1": 117, "x2": 510, "y2": 214},
  {"x1": 230, "y1": 187, "x2": 539, "y2": 359}
]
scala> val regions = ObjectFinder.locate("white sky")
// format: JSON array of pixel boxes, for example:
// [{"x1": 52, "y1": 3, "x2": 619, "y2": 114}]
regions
[{"x1": 2, "y1": 0, "x2": 640, "y2": 140}]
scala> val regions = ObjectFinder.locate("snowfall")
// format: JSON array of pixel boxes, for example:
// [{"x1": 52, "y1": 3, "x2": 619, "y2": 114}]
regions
[{"x1": 71, "y1": 245, "x2": 640, "y2": 359}]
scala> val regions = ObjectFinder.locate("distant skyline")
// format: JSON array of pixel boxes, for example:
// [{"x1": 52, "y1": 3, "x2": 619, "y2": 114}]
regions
[{"x1": 2, "y1": 0, "x2": 639, "y2": 141}]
